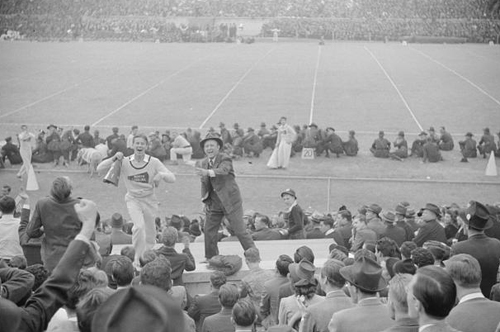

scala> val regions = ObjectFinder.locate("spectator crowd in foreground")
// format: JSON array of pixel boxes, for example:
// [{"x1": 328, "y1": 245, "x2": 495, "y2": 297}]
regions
[{"x1": 1, "y1": 172, "x2": 500, "y2": 331}]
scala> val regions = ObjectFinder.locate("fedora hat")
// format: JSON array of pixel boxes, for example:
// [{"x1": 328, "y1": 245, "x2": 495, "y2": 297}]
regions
[
  {"x1": 418, "y1": 131, "x2": 428, "y2": 137},
  {"x1": 309, "y1": 123, "x2": 318, "y2": 128},
  {"x1": 200, "y1": 133, "x2": 223, "y2": 150},
  {"x1": 465, "y1": 132, "x2": 473, "y2": 137},
  {"x1": 418, "y1": 203, "x2": 441, "y2": 218},
  {"x1": 281, "y1": 188, "x2": 296, "y2": 199},
  {"x1": 111, "y1": 213, "x2": 124, "y2": 228},
  {"x1": 395, "y1": 203, "x2": 407, "y2": 216},
  {"x1": 288, "y1": 259, "x2": 315, "y2": 283},
  {"x1": 381, "y1": 211, "x2": 396, "y2": 223},
  {"x1": 464, "y1": 200, "x2": 493, "y2": 230},
  {"x1": 367, "y1": 204, "x2": 382, "y2": 215},
  {"x1": 310, "y1": 211, "x2": 325, "y2": 223},
  {"x1": 47, "y1": 124, "x2": 58, "y2": 130},
  {"x1": 340, "y1": 256, "x2": 387, "y2": 292}
]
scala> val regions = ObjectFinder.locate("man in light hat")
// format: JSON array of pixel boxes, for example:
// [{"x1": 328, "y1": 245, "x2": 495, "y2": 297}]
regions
[
  {"x1": 413, "y1": 204, "x2": 447, "y2": 247},
  {"x1": 451, "y1": 201, "x2": 500, "y2": 297},
  {"x1": 306, "y1": 211, "x2": 326, "y2": 239},
  {"x1": 366, "y1": 203, "x2": 386, "y2": 238},
  {"x1": 328, "y1": 256, "x2": 393, "y2": 332},
  {"x1": 458, "y1": 132, "x2": 477, "y2": 162},
  {"x1": 370, "y1": 131, "x2": 391, "y2": 158},
  {"x1": 195, "y1": 133, "x2": 255, "y2": 261}
]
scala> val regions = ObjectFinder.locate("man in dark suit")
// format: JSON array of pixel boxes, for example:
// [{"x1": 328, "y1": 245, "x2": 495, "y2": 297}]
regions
[
  {"x1": 252, "y1": 214, "x2": 283, "y2": 241},
  {"x1": 201, "y1": 284, "x2": 239, "y2": 332},
  {"x1": 155, "y1": 226, "x2": 196, "y2": 286},
  {"x1": 406, "y1": 266, "x2": 459, "y2": 332},
  {"x1": 445, "y1": 254, "x2": 500, "y2": 332},
  {"x1": 319, "y1": 214, "x2": 344, "y2": 246},
  {"x1": 195, "y1": 133, "x2": 255, "y2": 260},
  {"x1": 413, "y1": 203, "x2": 447, "y2": 247},
  {"x1": 188, "y1": 271, "x2": 227, "y2": 331},
  {"x1": 451, "y1": 201, "x2": 500, "y2": 297},
  {"x1": 109, "y1": 212, "x2": 132, "y2": 245},
  {"x1": 260, "y1": 255, "x2": 293, "y2": 329}
]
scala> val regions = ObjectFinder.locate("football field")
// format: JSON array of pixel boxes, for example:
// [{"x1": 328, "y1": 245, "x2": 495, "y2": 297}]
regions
[{"x1": 0, "y1": 40, "x2": 499, "y2": 218}]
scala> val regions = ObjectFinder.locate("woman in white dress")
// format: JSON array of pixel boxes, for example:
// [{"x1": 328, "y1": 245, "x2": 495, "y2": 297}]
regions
[
  {"x1": 267, "y1": 117, "x2": 296, "y2": 169},
  {"x1": 17, "y1": 125, "x2": 35, "y2": 178}
]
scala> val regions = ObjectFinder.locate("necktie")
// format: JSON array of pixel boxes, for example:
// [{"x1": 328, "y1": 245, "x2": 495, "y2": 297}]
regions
[{"x1": 208, "y1": 158, "x2": 214, "y2": 169}]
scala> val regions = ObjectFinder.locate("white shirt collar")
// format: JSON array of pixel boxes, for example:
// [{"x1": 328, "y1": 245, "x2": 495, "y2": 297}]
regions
[
  {"x1": 286, "y1": 200, "x2": 297, "y2": 212},
  {"x1": 459, "y1": 292, "x2": 484, "y2": 304},
  {"x1": 419, "y1": 324, "x2": 435, "y2": 332}
]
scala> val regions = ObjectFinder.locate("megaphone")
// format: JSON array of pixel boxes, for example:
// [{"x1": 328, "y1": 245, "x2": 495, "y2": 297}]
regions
[{"x1": 103, "y1": 160, "x2": 122, "y2": 187}]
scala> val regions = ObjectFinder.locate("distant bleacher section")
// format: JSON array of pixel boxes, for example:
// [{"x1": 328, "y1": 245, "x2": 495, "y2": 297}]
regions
[{"x1": 0, "y1": 0, "x2": 499, "y2": 43}]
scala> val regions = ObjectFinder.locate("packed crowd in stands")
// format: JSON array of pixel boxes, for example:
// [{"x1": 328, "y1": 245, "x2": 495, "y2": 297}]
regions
[
  {"x1": 2, "y1": 123, "x2": 500, "y2": 170},
  {"x1": 1, "y1": 174, "x2": 500, "y2": 331},
  {"x1": 0, "y1": 0, "x2": 498, "y2": 42}
]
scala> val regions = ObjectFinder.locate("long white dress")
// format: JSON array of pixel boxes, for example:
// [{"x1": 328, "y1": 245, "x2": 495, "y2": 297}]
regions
[
  {"x1": 267, "y1": 124, "x2": 296, "y2": 169},
  {"x1": 17, "y1": 131, "x2": 35, "y2": 177}
]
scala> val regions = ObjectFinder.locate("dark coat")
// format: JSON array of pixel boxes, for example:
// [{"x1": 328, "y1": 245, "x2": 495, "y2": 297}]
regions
[
  {"x1": 188, "y1": 290, "x2": 221, "y2": 331},
  {"x1": 155, "y1": 246, "x2": 196, "y2": 286},
  {"x1": 413, "y1": 220, "x2": 447, "y2": 247},
  {"x1": 252, "y1": 228, "x2": 283, "y2": 241},
  {"x1": 447, "y1": 298, "x2": 500, "y2": 332},
  {"x1": 451, "y1": 234, "x2": 500, "y2": 296}
]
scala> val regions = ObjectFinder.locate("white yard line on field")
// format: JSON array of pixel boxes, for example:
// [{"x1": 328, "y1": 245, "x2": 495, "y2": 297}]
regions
[
  {"x1": 364, "y1": 46, "x2": 423, "y2": 132},
  {"x1": 0, "y1": 79, "x2": 92, "y2": 120},
  {"x1": 309, "y1": 45, "x2": 322, "y2": 124},
  {"x1": 199, "y1": 47, "x2": 277, "y2": 129},
  {"x1": 411, "y1": 47, "x2": 500, "y2": 107}
]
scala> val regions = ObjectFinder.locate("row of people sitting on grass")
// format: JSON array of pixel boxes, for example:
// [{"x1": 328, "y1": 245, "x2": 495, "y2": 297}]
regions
[
  {"x1": 1, "y1": 195, "x2": 500, "y2": 331},
  {"x1": 2, "y1": 123, "x2": 499, "y2": 170}
]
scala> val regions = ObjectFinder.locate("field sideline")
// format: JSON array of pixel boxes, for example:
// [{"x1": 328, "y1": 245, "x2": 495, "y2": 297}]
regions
[{"x1": 0, "y1": 40, "x2": 499, "y2": 218}]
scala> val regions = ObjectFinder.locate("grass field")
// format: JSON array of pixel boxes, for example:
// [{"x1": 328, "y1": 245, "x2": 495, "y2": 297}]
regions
[{"x1": 0, "y1": 40, "x2": 499, "y2": 219}]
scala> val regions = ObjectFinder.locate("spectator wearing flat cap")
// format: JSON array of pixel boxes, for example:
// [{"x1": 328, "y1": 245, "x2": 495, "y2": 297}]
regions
[
  {"x1": 445, "y1": 254, "x2": 500, "y2": 332},
  {"x1": 381, "y1": 211, "x2": 406, "y2": 246},
  {"x1": 370, "y1": 131, "x2": 391, "y2": 158},
  {"x1": 438, "y1": 127, "x2": 454, "y2": 151},
  {"x1": 260, "y1": 255, "x2": 294, "y2": 329},
  {"x1": 328, "y1": 256, "x2": 393, "y2": 332},
  {"x1": 252, "y1": 214, "x2": 283, "y2": 241},
  {"x1": 306, "y1": 211, "x2": 326, "y2": 239},
  {"x1": 155, "y1": 226, "x2": 196, "y2": 287},
  {"x1": 281, "y1": 189, "x2": 306, "y2": 239},
  {"x1": 300, "y1": 259, "x2": 353, "y2": 332},
  {"x1": 406, "y1": 266, "x2": 458, "y2": 332},
  {"x1": 366, "y1": 204, "x2": 386, "y2": 238},
  {"x1": 278, "y1": 259, "x2": 323, "y2": 327},
  {"x1": 458, "y1": 132, "x2": 477, "y2": 162},
  {"x1": 343, "y1": 130, "x2": 358, "y2": 156},
  {"x1": 451, "y1": 201, "x2": 500, "y2": 297},
  {"x1": 109, "y1": 213, "x2": 132, "y2": 245},
  {"x1": 413, "y1": 204, "x2": 447, "y2": 247},
  {"x1": 410, "y1": 131, "x2": 428, "y2": 158}
]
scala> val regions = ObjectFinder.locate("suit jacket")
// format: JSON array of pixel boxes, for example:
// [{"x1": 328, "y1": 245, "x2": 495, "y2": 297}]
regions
[
  {"x1": 447, "y1": 297, "x2": 500, "y2": 332},
  {"x1": 252, "y1": 228, "x2": 282, "y2": 241},
  {"x1": 328, "y1": 297, "x2": 394, "y2": 332},
  {"x1": 0, "y1": 268, "x2": 34, "y2": 305},
  {"x1": 155, "y1": 246, "x2": 196, "y2": 286},
  {"x1": 0, "y1": 239, "x2": 89, "y2": 332},
  {"x1": 351, "y1": 227, "x2": 377, "y2": 252},
  {"x1": 300, "y1": 290, "x2": 353, "y2": 332},
  {"x1": 260, "y1": 274, "x2": 289, "y2": 328},
  {"x1": 198, "y1": 153, "x2": 242, "y2": 214},
  {"x1": 110, "y1": 229, "x2": 132, "y2": 245},
  {"x1": 306, "y1": 228, "x2": 325, "y2": 239},
  {"x1": 325, "y1": 229, "x2": 345, "y2": 247},
  {"x1": 201, "y1": 308, "x2": 234, "y2": 332},
  {"x1": 367, "y1": 217, "x2": 386, "y2": 238},
  {"x1": 188, "y1": 290, "x2": 221, "y2": 331},
  {"x1": 451, "y1": 234, "x2": 500, "y2": 296},
  {"x1": 383, "y1": 224, "x2": 406, "y2": 246},
  {"x1": 278, "y1": 294, "x2": 324, "y2": 326},
  {"x1": 413, "y1": 220, "x2": 447, "y2": 247},
  {"x1": 380, "y1": 317, "x2": 419, "y2": 332}
]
